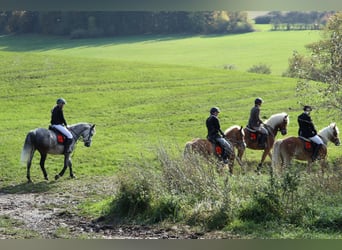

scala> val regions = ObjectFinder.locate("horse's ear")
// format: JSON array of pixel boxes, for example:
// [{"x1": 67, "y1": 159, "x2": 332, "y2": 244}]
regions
[
  {"x1": 331, "y1": 122, "x2": 336, "y2": 128},
  {"x1": 240, "y1": 125, "x2": 243, "y2": 130},
  {"x1": 91, "y1": 124, "x2": 96, "y2": 129}
]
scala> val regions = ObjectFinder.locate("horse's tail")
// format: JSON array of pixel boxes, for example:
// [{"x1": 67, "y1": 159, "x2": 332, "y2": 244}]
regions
[
  {"x1": 272, "y1": 139, "x2": 282, "y2": 169},
  {"x1": 21, "y1": 131, "x2": 35, "y2": 165},
  {"x1": 183, "y1": 142, "x2": 193, "y2": 159}
]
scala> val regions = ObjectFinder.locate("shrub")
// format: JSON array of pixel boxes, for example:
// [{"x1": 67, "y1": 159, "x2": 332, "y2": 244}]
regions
[
  {"x1": 239, "y1": 188, "x2": 283, "y2": 223},
  {"x1": 247, "y1": 63, "x2": 271, "y2": 74},
  {"x1": 151, "y1": 194, "x2": 183, "y2": 223},
  {"x1": 107, "y1": 167, "x2": 153, "y2": 219}
]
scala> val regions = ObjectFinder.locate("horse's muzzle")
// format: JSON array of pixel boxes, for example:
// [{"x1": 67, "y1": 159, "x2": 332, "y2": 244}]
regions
[
  {"x1": 85, "y1": 142, "x2": 91, "y2": 147},
  {"x1": 281, "y1": 129, "x2": 287, "y2": 136}
]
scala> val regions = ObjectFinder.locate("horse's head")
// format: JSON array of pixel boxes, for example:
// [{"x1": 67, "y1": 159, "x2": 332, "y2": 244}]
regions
[
  {"x1": 265, "y1": 113, "x2": 289, "y2": 136},
  {"x1": 224, "y1": 125, "x2": 246, "y2": 150},
  {"x1": 82, "y1": 124, "x2": 96, "y2": 147},
  {"x1": 279, "y1": 114, "x2": 289, "y2": 135},
  {"x1": 328, "y1": 123, "x2": 340, "y2": 146}
]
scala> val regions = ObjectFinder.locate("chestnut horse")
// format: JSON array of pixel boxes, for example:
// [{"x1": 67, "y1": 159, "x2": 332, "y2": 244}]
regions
[
  {"x1": 241, "y1": 112, "x2": 289, "y2": 172},
  {"x1": 184, "y1": 125, "x2": 245, "y2": 174},
  {"x1": 272, "y1": 123, "x2": 340, "y2": 174}
]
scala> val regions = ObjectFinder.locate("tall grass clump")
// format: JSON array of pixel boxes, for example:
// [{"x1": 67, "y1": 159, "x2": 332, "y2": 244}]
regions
[
  {"x1": 101, "y1": 146, "x2": 342, "y2": 236},
  {"x1": 237, "y1": 164, "x2": 342, "y2": 233},
  {"x1": 103, "y1": 144, "x2": 233, "y2": 230},
  {"x1": 247, "y1": 63, "x2": 271, "y2": 74}
]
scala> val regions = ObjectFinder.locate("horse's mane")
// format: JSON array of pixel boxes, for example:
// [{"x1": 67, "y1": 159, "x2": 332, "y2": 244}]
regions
[
  {"x1": 70, "y1": 122, "x2": 92, "y2": 127},
  {"x1": 265, "y1": 112, "x2": 289, "y2": 128},
  {"x1": 224, "y1": 125, "x2": 242, "y2": 134}
]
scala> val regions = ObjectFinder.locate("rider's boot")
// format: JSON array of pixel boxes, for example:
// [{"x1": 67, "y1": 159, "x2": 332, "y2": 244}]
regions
[
  {"x1": 258, "y1": 134, "x2": 267, "y2": 149},
  {"x1": 64, "y1": 138, "x2": 73, "y2": 154},
  {"x1": 311, "y1": 143, "x2": 322, "y2": 162},
  {"x1": 221, "y1": 148, "x2": 229, "y2": 164}
]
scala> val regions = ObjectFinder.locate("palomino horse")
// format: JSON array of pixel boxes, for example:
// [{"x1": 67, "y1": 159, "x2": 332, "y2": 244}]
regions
[
  {"x1": 241, "y1": 112, "x2": 289, "y2": 172},
  {"x1": 184, "y1": 125, "x2": 245, "y2": 174},
  {"x1": 272, "y1": 123, "x2": 340, "y2": 174},
  {"x1": 21, "y1": 123, "x2": 96, "y2": 183}
]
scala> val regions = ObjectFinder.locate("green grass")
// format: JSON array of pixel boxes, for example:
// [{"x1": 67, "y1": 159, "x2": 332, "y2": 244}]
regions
[
  {"x1": 0, "y1": 28, "x2": 320, "y2": 76},
  {"x1": 0, "y1": 31, "x2": 341, "y2": 238}
]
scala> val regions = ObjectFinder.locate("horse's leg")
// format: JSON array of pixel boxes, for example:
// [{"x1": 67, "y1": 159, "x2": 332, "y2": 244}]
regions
[
  {"x1": 39, "y1": 153, "x2": 48, "y2": 181},
  {"x1": 26, "y1": 151, "x2": 35, "y2": 183},
  {"x1": 306, "y1": 161, "x2": 312, "y2": 173},
  {"x1": 55, "y1": 154, "x2": 69, "y2": 180},
  {"x1": 227, "y1": 153, "x2": 235, "y2": 175},
  {"x1": 236, "y1": 148, "x2": 244, "y2": 167},
  {"x1": 257, "y1": 150, "x2": 266, "y2": 172},
  {"x1": 319, "y1": 159, "x2": 327, "y2": 176},
  {"x1": 68, "y1": 157, "x2": 75, "y2": 179},
  {"x1": 237, "y1": 148, "x2": 245, "y2": 164}
]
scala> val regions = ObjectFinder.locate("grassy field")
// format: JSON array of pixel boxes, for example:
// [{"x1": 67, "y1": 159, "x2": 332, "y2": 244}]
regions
[
  {"x1": 0, "y1": 29, "x2": 341, "y2": 238},
  {"x1": 0, "y1": 26, "x2": 320, "y2": 76}
]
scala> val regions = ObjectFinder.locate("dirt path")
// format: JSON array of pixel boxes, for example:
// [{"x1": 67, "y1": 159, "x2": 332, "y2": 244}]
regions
[{"x1": 0, "y1": 181, "x2": 236, "y2": 239}]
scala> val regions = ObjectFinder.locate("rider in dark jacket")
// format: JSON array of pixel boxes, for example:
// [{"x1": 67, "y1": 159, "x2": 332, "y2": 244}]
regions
[
  {"x1": 248, "y1": 97, "x2": 268, "y2": 148},
  {"x1": 206, "y1": 107, "x2": 231, "y2": 164},
  {"x1": 298, "y1": 105, "x2": 324, "y2": 161},
  {"x1": 51, "y1": 98, "x2": 73, "y2": 154}
]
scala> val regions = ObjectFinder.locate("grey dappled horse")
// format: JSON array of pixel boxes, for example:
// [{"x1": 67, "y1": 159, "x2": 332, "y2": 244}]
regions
[{"x1": 21, "y1": 123, "x2": 96, "y2": 183}]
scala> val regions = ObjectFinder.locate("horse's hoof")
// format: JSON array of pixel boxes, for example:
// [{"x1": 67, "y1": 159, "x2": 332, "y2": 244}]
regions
[
  {"x1": 70, "y1": 175, "x2": 76, "y2": 179},
  {"x1": 55, "y1": 175, "x2": 60, "y2": 180},
  {"x1": 44, "y1": 177, "x2": 49, "y2": 181},
  {"x1": 27, "y1": 179, "x2": 32, "y2": 184}
]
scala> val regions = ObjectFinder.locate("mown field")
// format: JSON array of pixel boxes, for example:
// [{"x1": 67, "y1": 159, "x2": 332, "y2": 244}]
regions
[{"x1": 0, "y1": 28, "x2": 341, "y2": 239}]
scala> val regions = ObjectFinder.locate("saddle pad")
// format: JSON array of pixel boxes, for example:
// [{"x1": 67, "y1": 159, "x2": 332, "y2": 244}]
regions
[
  {"x1": 299, "y1": 137, "x2": 312, "y2": 150},
  {"x1": 250, "y1": 133, "x2": 257, "y2": 140},
  {"x1": 57, "y1": 134, "x2": 65, "y2": 144},
  {"x1": 49, "y1": 126, "x2": 65, "y2": 144},
  {"x1": 304, "y1": 141, "x2": 312, "y2": 150},
  {"x1": 215, "y1": 145, "x2": 222, "y2": 155}
]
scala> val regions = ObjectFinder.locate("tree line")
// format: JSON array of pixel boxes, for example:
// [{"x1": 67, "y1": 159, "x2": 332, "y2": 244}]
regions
[
  {"x1": 0, "y1": 11, "x2": 254, "y2": 38},
  {"x1": 254, "y1": 11, "x2": 335, "y2": 31}
]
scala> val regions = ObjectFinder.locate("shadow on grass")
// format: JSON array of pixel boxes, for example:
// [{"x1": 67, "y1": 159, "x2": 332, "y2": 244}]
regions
[
  {"x1": 0, "y1": 180, "x2": 56, "y2": 194},
  {"x1": 0, "y1": 33, "x2": 196, "y2": 52},
  {"x1": 0, "y1": 33, "x2": 239, "y2": 53}
]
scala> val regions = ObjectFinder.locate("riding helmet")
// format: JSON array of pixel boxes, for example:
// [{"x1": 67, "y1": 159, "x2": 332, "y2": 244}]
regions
[
  {"x1": 210, "y1": 107, "x2": 220, "y2": 114},
  {"x1": 303, "y1": 105, "x2": 312, "y2": 111},
  {"x1": 57, "y1": 98, "x2": 67, "y2": 104},
  {"x1": 255, "y1": 97, "x2": 263, "y2": 105}
]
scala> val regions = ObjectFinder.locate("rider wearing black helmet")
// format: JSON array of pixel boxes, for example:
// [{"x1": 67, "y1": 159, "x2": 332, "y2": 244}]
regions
[
  {"x1": 248, "y1": 97, "x2": 268, "y2": 148},
  {"x1": 298, "y1": 105, "x2": 324, "y2": 161},
  {"x1": 206, "y1": 107, "x2": 231, "y2": 164},
  {"x1": 51, "y1": 98, "x2": 73, "y2": 154}
]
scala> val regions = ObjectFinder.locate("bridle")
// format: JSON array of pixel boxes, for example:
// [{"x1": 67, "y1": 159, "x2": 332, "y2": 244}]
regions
[
  {"x1": 330, "y1": 128, "x2": 340, "y2": 146},
  {"x1": 69, "y1": 124, "x2": 95, "y2": 146}
]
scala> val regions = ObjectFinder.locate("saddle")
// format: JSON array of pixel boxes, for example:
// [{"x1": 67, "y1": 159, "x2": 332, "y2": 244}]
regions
[
  {"x1": 207, "y1": 139, "x2": 223, "y2": 157},
  {"x1": 246, "y1": 127, "x2": 259, "y2": 141},
  {"x1": 299, "y1": 136, "x2": 314, "y2": 151},
  {"x1": 48, "y1": 126, "x2": 65, "y2": 144}
]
